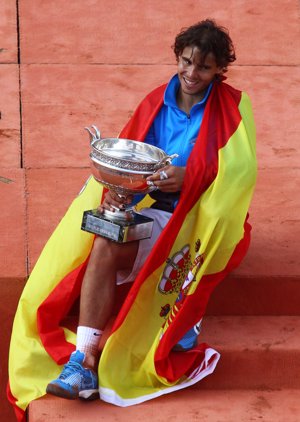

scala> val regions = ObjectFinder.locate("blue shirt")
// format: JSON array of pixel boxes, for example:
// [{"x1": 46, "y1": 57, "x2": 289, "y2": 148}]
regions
[
  {"x1": 132, "y1": 74, "x2": 212, "y2": 207},
  {"x1": 145, "y1": 74, "x2": 212, "y2": 167}
]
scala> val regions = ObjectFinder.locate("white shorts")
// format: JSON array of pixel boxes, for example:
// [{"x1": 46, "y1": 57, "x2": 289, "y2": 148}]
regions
[{"x1": 116, "y1": 208, "x2": 172, "y2": 285}]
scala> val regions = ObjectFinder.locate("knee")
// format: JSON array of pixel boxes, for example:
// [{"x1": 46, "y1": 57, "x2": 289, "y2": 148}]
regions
[
  {"x1": 91, "y1": 236, "x2": 119, "y2": 262},
  {"x1": 92, "y1": 236, "x2": 112, "y2": 255}
]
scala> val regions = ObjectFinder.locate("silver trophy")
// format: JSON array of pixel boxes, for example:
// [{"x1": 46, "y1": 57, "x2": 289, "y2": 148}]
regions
[{"x1": 81, "y1": 125, "x2": 178, "y2": 243}]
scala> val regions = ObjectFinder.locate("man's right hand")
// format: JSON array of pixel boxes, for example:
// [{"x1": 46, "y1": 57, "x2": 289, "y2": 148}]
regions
[{"x1": 98, "y1": 190, "x2": 133, "y2": 213}]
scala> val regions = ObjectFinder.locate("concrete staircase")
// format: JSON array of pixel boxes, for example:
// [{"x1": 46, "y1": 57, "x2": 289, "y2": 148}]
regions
[{"x1": 28, "y1": 280, "x2": 300, "y2": 421}]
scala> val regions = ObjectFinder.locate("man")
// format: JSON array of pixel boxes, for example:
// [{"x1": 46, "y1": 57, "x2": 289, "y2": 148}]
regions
[
  {"x1": 8, "y1": 20, "x2": 256, "y2": 416},
  {"x1": 46, "y1": 19, "x2": 255, "y2": 400}
]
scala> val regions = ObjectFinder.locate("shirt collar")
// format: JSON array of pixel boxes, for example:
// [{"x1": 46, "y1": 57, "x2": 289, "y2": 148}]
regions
[{"x1": 164, "y1": 74, "x2": 213, "y2": 110}]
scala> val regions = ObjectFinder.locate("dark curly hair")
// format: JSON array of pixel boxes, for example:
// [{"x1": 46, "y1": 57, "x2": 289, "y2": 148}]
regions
[{"x1": 173, "y1": 19, "x2": 236, "y2": 72}]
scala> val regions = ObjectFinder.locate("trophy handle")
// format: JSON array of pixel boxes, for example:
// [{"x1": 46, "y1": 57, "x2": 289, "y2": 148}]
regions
[
  {"x1": 154, "y1": 153, "x2": 179, "y2": 170},
  {"x1": 85, "y1": 125, "x2": 101, "y2": 145}
]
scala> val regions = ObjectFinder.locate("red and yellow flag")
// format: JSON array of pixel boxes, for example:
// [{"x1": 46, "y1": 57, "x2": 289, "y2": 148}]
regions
[{"x1": 8, "y1": 80, "x2": 257, "y2": 419}]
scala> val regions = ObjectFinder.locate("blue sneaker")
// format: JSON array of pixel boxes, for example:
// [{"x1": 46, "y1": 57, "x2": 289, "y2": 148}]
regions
[
  {"x1": 46, "y1": 351, "x2": 98, "y2": 400},
  {"x1": 172, "y1": 320, "x2": 202, "y2": 352}
]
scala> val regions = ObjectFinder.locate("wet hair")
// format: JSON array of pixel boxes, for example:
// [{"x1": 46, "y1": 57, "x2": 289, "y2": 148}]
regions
[{"x1": 173, "y1": 19, "x2": 236, "y2": 72}]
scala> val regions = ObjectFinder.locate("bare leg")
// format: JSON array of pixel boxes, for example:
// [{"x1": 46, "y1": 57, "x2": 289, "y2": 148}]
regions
[{"x1": 79, "y1": 235, "x2": 139, "y2": 369}]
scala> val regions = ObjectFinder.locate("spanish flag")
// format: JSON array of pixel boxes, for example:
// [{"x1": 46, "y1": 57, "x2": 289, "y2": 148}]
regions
[{"x1": 8, "y1": 79, "x2": 257, "y2": 420}]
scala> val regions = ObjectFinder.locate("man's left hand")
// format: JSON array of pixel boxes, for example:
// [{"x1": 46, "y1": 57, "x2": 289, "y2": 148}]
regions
[{"x1": 146, "y1": 165, "x2": 185, "y2": 192}]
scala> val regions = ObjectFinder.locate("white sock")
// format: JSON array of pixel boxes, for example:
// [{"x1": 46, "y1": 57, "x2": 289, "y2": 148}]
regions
[
  {"x1": 194, "y1": 318, "x2": 203, "y2": 335},
  {"x1": 76, "y1": 326, "x2": 103, "y2": 356}
]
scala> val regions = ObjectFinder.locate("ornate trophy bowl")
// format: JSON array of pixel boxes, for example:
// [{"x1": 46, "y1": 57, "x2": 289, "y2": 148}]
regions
[{"x1": 81, "y1": 125, "x2": 178, "y2": 243}]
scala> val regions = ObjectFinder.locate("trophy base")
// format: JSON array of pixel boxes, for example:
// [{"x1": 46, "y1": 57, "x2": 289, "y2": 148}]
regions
[{"x1": 81, "y1": 209, "x2": 153, "y2": 243}]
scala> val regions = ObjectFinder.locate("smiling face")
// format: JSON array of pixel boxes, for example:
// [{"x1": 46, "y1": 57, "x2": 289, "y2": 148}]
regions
[{"x1": 177, "y1": 46, "x2": 223, "y2": 102}]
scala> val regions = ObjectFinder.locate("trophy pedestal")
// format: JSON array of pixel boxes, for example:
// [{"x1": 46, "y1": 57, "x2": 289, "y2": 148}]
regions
[{"x1": 81, "y1": 209, "x2": 153, "y2": 243}]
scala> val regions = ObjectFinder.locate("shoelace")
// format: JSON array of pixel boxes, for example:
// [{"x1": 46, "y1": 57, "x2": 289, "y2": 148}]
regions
[{"x1": 59, "y1": 361, "x2": 83, "y2": 380}]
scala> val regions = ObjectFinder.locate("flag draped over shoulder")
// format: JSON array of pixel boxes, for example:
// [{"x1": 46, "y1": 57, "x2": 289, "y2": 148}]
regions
[{"x1": 8, "y1": 80, "x2": 257, "y2": 420}]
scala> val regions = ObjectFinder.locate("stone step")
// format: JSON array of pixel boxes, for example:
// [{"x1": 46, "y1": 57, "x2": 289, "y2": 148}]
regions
[
  {"x1": 198, "y1": 315, "x2": 300, "y2": 389},
  {"x1": 29, "y1": 389, "x2": 300, "y2": 422},
  {"x1": 28, "y1": 315, "x2": 300, "y2": 420},
  {"x1": 112, "y1": 277, "x2": 300, "y2": 317},
  {"x1": 206, "y1": 275, "x2": 300, "y2": 316},
  {"x1": 57, "y1": 315, "x2": 300, "y2": 390}
]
